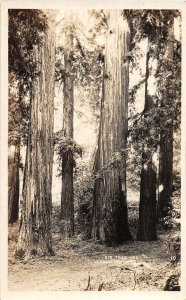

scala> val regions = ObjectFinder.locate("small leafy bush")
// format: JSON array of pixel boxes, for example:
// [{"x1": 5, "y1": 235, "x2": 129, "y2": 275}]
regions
[{"x1": 75, "y1": 163, "x2": 94, "y2": 239}]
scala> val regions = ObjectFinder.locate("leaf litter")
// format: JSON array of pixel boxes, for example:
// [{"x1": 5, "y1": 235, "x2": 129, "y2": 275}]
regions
[{"x1": 8, "y1": 192, "x2": 180, "y2": 291}]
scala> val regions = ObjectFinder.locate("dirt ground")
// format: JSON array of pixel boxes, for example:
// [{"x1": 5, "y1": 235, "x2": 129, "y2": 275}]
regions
[
  {"x1": 8, "y1": 193, "x2": 181, "y2": 291},
  {"x1": 8, "y1": 234, "x2": 180, "y2": 291}
]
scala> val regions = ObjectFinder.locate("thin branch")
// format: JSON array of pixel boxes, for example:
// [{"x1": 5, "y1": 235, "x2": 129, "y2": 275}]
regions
[
  {"x1": 84, "y1": 275, "x2": 91, "y2": 291},
  {"x1": 73, "y1": 109, "x2": 90, "y2": 122},
  {"x1": 55, "y1": 75, "x2": 64, "y2": 82}
]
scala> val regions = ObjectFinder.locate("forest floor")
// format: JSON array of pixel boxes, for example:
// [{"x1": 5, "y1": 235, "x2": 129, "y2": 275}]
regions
[{"x1": 8, "y1": 190, "x2": 181, "y2": 291}]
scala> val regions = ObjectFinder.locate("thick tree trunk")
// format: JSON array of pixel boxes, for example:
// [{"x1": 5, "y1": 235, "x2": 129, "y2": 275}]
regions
[
  {"x1": 8, "y1": 144, "x2": 20, "y2": 223},
  {"x1": 158, "y1": 127, "x2": 173, "y2": 219},
  {"x1": 16, "y1": 20, "x2": 55, "y2": 259},
  {"x1": 137, "y1": 48, "x2": 157, "y2": 241},
  {"x1": 137, "y1": 150, "x2": 157, "y2": 240},
  {"x1": 91, "y1": 10, "x2": 132, "y2": 245},
  {"x1": 157, "y1": 18, "x2": 174, "y2": 220},
  {"x1": 61, "y1": 32, "x2": 74, "y2": 237}
]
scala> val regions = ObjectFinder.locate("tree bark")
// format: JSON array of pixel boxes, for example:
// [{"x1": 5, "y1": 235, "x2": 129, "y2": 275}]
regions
[
  {"x1": 8, "y1": 144, "x2": 20, "y2": 224},
  {"x1": 158, "y1": 127, "x2": 173, "y2": 219},
  {"x1": 16, "y1": 19, "x2": 55, "y2": 259},
  {"x1": 137, "y1": 150, "x2": 157, "y2": 240},
  {"x1": 137, "y1": 46, "x2": 157, "y2": 241},
  {"x1": 61, "y1": 31, "x2": 74, "y2": 237},
  {"x1": 91, "y1": 10, "x2": 132, "y2": 245},
  {"x1": 157, "y1": 18, "x2": 174, "y2": 220}
]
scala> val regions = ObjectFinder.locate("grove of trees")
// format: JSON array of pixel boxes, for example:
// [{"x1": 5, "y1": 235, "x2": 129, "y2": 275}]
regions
[{"x1": 8, "y1": 9, "x2": 181, "y2": 261}]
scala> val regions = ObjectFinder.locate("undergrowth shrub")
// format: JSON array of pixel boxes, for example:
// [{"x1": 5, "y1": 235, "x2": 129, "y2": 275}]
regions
[
  {"x1": 52, "y1": 203, "x2": 61, "y2": 234},
  {"x1": 74, "y1": 162, "x2": 94, "y2": 239}
]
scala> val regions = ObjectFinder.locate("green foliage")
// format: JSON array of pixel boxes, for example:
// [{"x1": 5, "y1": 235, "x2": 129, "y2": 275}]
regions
[
  {"x1": 158, "y1": 198, "x2": 181, "y2": 231},
  {"x1": 8, "y1": 73, "x2": 29, "y2": 146},
  {"x1": 9, "y1": 9, "x2": 48, "y2": 92},
  {"x1": 55, "y1": 12, "x2": 103, "y2": 121},
  {"x1": 88, "y1": 9, "x2": 108, "y2": 34},
  {"x1": 129, "y1": 107, "x2": 160, "y2": 150},
  {"x1": 155, "y1": 40, "x2": 181, "y2": 132},
  {"x1": 122, "y1": 10, "x2": 179, "y2": 72},
  {"x1": 55, "y1": 44, "x2": 103, "y2": 87},
  {"x1": 129, "y1": 78, "x2": 146, "y2": 104},
  {"x1": 127, "y1": 142, "x2": 142, "y2": 190},
  {"x1": 164, "y1": 274, "x2": 180, "y2": 291},
  {"x1": 126, "y1": 10, "x2": 181, "y2": 175},
  {"x1": 74, "y1": 163, "x2": 94, "y2": 239},
  {"x1": 54, "y1": 129, "x2": 83, "y2": 157},
  {"x1": 54, "y1": 129, "x2": 83, "y2": 176},
  {"x1": 55, "y1": 43, "x2": 103, "y2": 122},
  {"x1": 123, "y1": 10, "x2": 180, "y2": 44},
  {"x1": 8, "y1": 9, "x2": 50, "y2": 146}
]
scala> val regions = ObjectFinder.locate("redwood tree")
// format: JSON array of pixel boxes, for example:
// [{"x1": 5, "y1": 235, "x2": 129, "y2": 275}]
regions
[
  {"x1": 91, "y1": 10, "x2": 132, "y2": 245},
  {"x1": 8, "y1": 10, "x2": 48, "y2": 224},
  {"x1": 8, "y1": 76, "x2": 21, "y2": 224},
  {"x1": 60, "y1": 27, "x2": 75, "y2": 237},
  {"x1": 125, "y1": 10, "x2": 180, "y2": 239},
  {"x1": 157, "y1": 16, "x2": 175, "y2": 219},
  {"x1": 8, "y1": 144, "x2": 20, "y2": 223},
  {"x1": 16, "y1": 15, "x2": 55, "y2": 259},
  {"x1": 137, "y1": 45, "x2": 157, "y2": 241}
]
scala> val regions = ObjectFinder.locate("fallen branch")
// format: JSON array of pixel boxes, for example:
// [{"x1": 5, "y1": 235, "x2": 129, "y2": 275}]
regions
[
  {"x1": 98, "y1": 282, "x2": 104, "y2": 291},
  {"x1": 84, "y1": 275, "x2": 91, "y2": 291}
]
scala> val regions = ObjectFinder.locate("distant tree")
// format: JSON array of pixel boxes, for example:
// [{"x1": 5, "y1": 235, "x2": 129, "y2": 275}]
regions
[
  {"x1": 8, "y1": 73, "x2": 22, "y2": 224},
  {"x1": 8, "y1": 142, "x2": 20, "y2": 224},
  {"x1": 16, "y1": 12, "x2": 55, "y2": 259},
  {"x1": 157, "y1": 15, "x2": 181, "y2": 220},
  {"x1": 137, "y1": 43, "x2": 157, "y2": 241},
  {"x1": 91, "y1": 10, "x2": 132, "y2": 245},
  {"x1": 55, "y1": 12, "x2": 103, "y2": 237},
  {"x1": 60, "y1": 20, "x2": 75, "y2": 237},
  {"x1": 125, "y1": 10, "x2": 181, "y2": 238}
]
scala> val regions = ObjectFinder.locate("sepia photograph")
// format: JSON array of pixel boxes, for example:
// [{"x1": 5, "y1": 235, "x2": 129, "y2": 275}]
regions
[{"x1": 0, "y1": 1, "x2": 185, "y2": 298}]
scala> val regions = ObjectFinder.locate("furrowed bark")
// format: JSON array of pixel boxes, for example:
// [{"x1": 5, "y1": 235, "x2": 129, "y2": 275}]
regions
[
  {"x1": 91, "y1": 10, "x2": 132, "y2": 245},
  {"x1": 137, "y1": 46, "x2": 157, "y2": 241},
  {"x1": 16, "y1": 19, "x2": 55, "y2": 259},
  {"x1": 61, "y1": 29, "x2": 74, "y2": 237},
  {"x1": 8, "y1": 144, "x2": 20, "y2": 224},
  {"x1": 158, "y1": 17, "x2": 174, "y2": 220}
]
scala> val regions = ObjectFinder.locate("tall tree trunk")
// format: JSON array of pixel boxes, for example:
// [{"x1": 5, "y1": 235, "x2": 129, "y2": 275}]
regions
[
  {"x1": 91, "y1": 10, "x2": 132, "y2": 245},
  {"x1": 158, "y1": 127, "x2": 173, "y2": 219},
  {"x1": 137, "y1": 46, "x2": 157, "y2": 241},
  {"x1": 16, "y1": 19, "x2": 55, "y2": 259},
  {"x1": 8, "y1": 144, "x2": 20, "y2": 223},
  {"x1": 157, "y1": 18, "x2": 174, "y2": 220},
  {"x1": 61, "y1": 31, "x2": 74, "y2": 237}
]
